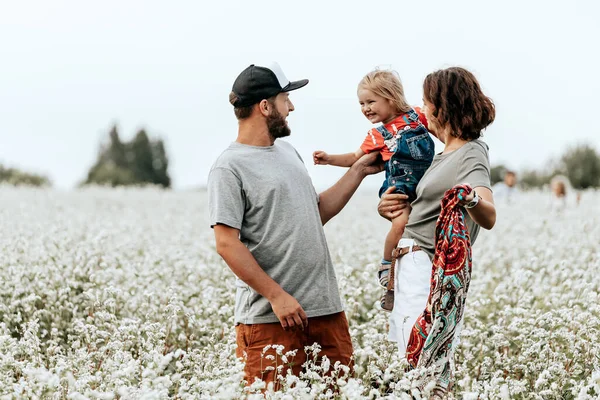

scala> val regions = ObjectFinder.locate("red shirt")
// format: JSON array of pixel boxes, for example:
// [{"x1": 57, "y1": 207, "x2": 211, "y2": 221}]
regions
[{"x1": 360, "y1": 107, "x2": 428, "y2": 161}]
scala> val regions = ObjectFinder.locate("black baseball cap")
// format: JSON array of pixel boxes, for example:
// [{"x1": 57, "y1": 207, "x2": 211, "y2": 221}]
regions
[{"x1": 231, "y1": 62, "x2": 309, "y2": 107}]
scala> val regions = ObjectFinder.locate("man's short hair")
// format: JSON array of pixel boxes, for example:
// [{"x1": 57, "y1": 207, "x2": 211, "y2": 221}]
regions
[{"x1": 229, "y1": 92, "x2": 254, "y2": 120}]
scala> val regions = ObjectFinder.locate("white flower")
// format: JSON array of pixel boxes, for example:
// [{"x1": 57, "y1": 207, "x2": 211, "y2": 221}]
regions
[{"x1": 0, "y1": 187, "x2": 597, "y2": 398}]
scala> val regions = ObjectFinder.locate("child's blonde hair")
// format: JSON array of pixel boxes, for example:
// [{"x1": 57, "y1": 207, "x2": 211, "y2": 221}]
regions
[{"x1": 358, "y1": 70, "x2": 411, "y2": 114}]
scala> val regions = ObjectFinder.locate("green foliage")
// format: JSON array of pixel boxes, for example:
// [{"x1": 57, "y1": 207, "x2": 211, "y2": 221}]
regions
[
  {"x1": 556, "y1": 143, "x2": 600, "y2": 189},
  {"x1": 490, "y1": 164, "x2": 507, "y2": 186},
  {"x1": 491, "y1": 142, "x2": 600, "y2": 190},
  {"x1": 0, "y1": 164, "x2": 51, "y2": 186},
  {"x1": 519, "y1": 168, "x2": 552, "y2": 189},
  {"x1": 84, "y1": 126, "x2": 171, "y2": 188}
]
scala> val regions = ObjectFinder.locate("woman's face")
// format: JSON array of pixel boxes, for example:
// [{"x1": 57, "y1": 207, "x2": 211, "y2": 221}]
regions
[
  {"x1": 552, "y1": 181, "x2": 566, "y2": 197},
  {"x1": 422, "y1": 98, "x2": 443, "y2": 141}
]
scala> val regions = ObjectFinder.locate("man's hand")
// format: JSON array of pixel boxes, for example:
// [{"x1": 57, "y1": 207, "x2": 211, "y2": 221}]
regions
[
  {"x1": 352, "y1": 152, "x2": 385, "y2": 176},
  {"x1": 313, "y1": 150, "x2": 331, "y2": 165},
  {"x1": 215, "y1": 224, "x2": 309, "y2": 330},
  {"x1": 270, "y1": 291, "x2": 308, "y2": 331},
  {"x1": 378, "y1": 187, "x2": 410, "y2": 220}
]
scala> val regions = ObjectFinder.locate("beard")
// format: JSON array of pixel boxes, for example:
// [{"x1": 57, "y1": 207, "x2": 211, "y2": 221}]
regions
[{"x1": 266, "y1": 108, "x2": 291, "y2": 139}]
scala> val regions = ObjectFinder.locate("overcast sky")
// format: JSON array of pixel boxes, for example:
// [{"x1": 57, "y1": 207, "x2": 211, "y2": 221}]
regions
[{"x1": 1, "y1": 0, "x2": 599, "y2": 190}]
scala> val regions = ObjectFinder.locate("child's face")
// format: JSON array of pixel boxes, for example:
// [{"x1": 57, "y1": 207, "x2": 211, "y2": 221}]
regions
[{"x1": 358, "y1": 88, "x2": 396, "y2": 124}]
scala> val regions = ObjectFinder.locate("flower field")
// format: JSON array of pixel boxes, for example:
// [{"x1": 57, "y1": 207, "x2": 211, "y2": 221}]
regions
[{"x1": 0, "y1": 186, "x2": 599, "y2": 399}]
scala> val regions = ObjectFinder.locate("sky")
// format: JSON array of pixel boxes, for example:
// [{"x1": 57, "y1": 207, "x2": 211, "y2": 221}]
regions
[{"x1": 1, "y1": 0, "x2": 599, "y2": 190}]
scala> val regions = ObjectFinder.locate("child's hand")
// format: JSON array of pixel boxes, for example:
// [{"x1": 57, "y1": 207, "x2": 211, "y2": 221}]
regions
[{"x1": 313, "y1": 151, "x2": 330, "y2": 165}]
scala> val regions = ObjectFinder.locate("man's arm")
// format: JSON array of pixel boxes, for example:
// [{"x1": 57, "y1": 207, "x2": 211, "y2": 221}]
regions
[
  {"x1": 318, "y1": 152, "x2": 383, "y2": 225},
  {"x1": 213, "y1": 224, "x2": 308, "y2": 330}
]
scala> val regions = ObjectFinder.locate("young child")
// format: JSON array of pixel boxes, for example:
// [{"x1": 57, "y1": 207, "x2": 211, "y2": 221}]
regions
[{"x1": 313, "y1": 70, "x2": 435, "y2": 311}]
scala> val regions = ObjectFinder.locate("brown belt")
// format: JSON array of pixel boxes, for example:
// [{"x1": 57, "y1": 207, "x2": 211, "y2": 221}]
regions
[{"x1": 387, "y1": 244, "x2": 422, "y2": 291}]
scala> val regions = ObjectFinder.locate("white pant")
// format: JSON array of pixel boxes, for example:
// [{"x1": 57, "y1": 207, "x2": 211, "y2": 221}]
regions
[{"x1": 388, "y1": 238, "x2": 432, "y2": 356}]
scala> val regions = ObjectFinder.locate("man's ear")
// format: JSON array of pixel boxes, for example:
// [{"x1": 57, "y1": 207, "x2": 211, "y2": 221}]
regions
[{"x1": 258, "y1": 99, "x2": 270, "y2": 117}]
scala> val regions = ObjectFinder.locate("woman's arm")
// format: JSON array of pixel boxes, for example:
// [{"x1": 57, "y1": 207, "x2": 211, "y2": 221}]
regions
[
  {"x1": 313, "y1": 149, "x2": 365, "y2": 167},
  {"x1": 460, "y1": 186, "x2": 496, "y2": 230},
  {"x1": 456, "y1": 144, "x2": 496, "y2": 230}
]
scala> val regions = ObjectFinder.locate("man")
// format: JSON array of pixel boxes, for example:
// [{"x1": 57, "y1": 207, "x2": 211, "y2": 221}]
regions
[
  {"x1": 492, "y1": 170, "x2": 519, "y2": 203},
  {"x1": 208, "y1": 62, "x2": 382, "y2": 387}
]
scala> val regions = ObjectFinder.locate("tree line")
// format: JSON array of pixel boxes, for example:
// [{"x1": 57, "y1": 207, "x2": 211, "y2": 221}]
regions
[
  {"x1": 491, "y1": 143, "x2": 600, "y2": 190},
  {"x1": 84, "y1": 126, "x2": 170, "y2": 188},
  {"x1": 2, "y1": 128, "x2": 599, "y2": 190},
  {"x1": 1, "y1": 126, "x2": 171, "y2": 188}
]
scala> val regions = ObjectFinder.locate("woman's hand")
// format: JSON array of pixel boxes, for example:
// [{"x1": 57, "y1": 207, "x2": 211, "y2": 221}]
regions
[
  {"x1": 378, "y1": 187, "x2": 410, "y2": 221},
  {"x1": 457, "y1": 186, "x2": 475, "y2": 206}
]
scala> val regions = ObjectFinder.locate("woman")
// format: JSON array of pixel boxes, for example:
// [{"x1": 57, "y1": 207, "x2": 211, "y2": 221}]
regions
[
  {"x1": 549, "y1": 174, "x2": 580, "y2": 211},
  {"x1": 378, "y1": 67, "x2": 496, "y2": 396}
]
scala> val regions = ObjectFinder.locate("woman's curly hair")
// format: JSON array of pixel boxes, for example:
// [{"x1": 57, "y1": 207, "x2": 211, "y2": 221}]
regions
[{"x1": 423, "y1": 67, "x2": 495, "y2": 141}]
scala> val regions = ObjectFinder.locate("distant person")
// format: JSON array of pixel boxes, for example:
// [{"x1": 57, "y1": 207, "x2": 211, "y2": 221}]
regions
[
  {"x1": 208, "y1": 62, "x2": 382, "y2": 388},
  {"x1": 492, "y1": 170, "x2": 519, "y2": 203},
  {"x1": 549, "y1": 175, "x2": 580, "y2": 211},
  {"x1": 312, "y1": 69, "x2": 436, "y2": 311}
]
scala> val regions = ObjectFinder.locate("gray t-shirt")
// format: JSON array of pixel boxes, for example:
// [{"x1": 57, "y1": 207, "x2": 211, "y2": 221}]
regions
[
  {"x1": 404, "y1": 139, "x2": 492, "y2": 260},
  {"x1": 208, "y1": 140, "x2": 343, "y2": 324}
]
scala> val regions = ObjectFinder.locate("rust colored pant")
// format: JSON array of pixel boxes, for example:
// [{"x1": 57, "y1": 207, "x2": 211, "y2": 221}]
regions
[{"x1": 235, "y1": 311, "x2": 354, "y2": 388}]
